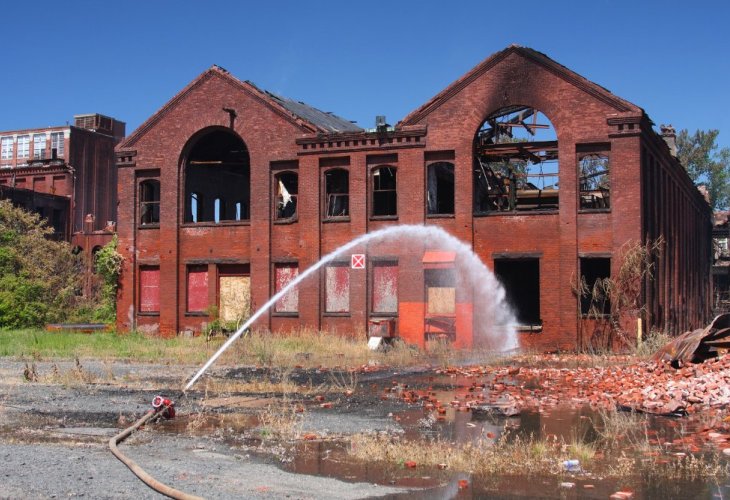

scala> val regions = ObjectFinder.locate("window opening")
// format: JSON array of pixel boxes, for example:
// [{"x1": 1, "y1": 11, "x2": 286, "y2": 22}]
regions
[
  {"x1": 33, "y1": 134, "x2": 46, "y2": 159},
  {"x1": 187, "y1": 265, "x2": 208, "y2": 313},
  {"x1": 474, "y1": 107, "x2": 558, "y2": 213},
  {"x1": 16, "y1": 135, "x2": 29, "y2": 159},
  {"x1": 494, "y1": 258, "x2": 541, "y2": 326},
  {"x1": 0, "y1": 137, "x2": 12, "y2": 160},
  {"x1": 579, "y1": 257, "x2": 611, "y2": 315},
  {"x1": 275, "y1": 171, "x2": 298, "y2": 220},
  {"x1": 372, "y1": 167, "x2": 397, "y2": 217},
  {"x1": 184, "y1": 129, "x2": 249, "y2": 223},
  {"x1": 139, "y1": 179, "x2": 160, "y2": 225},
  {"x1": 325, "y1": 263, "x2": 350, "y2": 312},
  {"x1": 579, "y1": 154, "x2": 610, "y2": 209},
  {"x1": 50, "y1": 132, "x2": 64, "y2": 157},
  {"x1": 426, "y1": 162, "x2": 455, "y2": 215},
  {"x1": 371, "y1": 261, "x2": 398, "y2": 314},
  {"x1": 424, "y1": 267, "x2": 456, "y2": 341},
  {"x1": 274, "y1": 263, "x2": 299, "y2": 313},
  {"x1": 325, "y1": 169, "x2": 349, "y2": 218}
]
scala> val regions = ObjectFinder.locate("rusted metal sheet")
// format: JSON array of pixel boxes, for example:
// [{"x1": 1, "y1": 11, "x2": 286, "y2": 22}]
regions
[
  {"x1": 219, "y1": 275, "x2": 250, "y2": 323},
  {"x1": 186, "y1": 266, "x2": 208, "y2": 313},
  {"x1": 654, "y1": 314, "x2": 730, "y2": 366},
  {"x1": 274, "y1": 264, "x2": 298, "y2": 313},
  {"x1": 372, "y1": 263, "x2": 397, "y2": 314},
  {"x1": 422, "y1": 251, "x2": 456, "y2": 269},
  {"x1": 139, "y1": 267, "x2": 160, "y2": 313},
  {"x1": 325, "y1": 264, "x2": 349, "y2": 313}
]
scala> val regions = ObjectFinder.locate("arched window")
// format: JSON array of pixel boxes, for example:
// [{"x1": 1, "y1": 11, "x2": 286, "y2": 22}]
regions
[
  {"x1": 324, "y1": 169, "x2": 349, "y2": 218},
  {"x1": 473, "y1": 107, "x2": 558, "y2": 213},
  {"x1": 275, "y1": 171, "x2": 298, "y2": 220},
  {"x1": 579, "y1": 154, "x2": 610, "y2": 209},
  {"x1": 372, "y1": 166, "x2": 397, "y2": 217},
  {"x1": 427, "y1": 162, "x2": 454, "y2": 215},
  {"x1": 139, "y1": 179, "x2": 160, "y2": 225},
  {"x1": 183, "y1": 129, "x2": 249, "y2": 223}
]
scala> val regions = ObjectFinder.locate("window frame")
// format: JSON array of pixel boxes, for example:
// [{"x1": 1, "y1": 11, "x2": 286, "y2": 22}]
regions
[
  {"x1": 370, "y1": 165, "x2": 398, "y2": 219},
  {"x1": 426, "y1": 161, "x2": 455, "y2": 217},
  {"x1": 273, "y1": 262, "x2": 299, "y2": 315},
  {"x1": 274, "y1": 170, "x2": 299, "y2": 222},
  {"x1": 139, "y1": 179, "x2": 161, "y2": 227},
  {"x1": 578, "y1": 153, "x2": 611, "y2": 212},
  {"x1": 323, "y1": 262, "x2": 351, "y2": 315},
  {"x1": 323, "y1": 168, "x2": 350, "y2": 221}
]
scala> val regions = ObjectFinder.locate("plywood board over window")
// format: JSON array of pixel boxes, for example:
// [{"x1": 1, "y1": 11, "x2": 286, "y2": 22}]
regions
[
  {"x1": 139, "y1": 267, "x2": 160, "y2": 313},
  {"x1": 372, "y1": 262, "x2": 398, "y2": 314},
  {"x1": 219, "y1": 275, "x2": 251, "y2": 324},
  {"x1": 274, "y1": 263, "x2": 298, "y2": 313},
  {"x1": 325, "y1": 264, "x2": 350, "y2": 313},
  {"x1": 187, "y1": 265, "x2": 209, "y2": 313}
]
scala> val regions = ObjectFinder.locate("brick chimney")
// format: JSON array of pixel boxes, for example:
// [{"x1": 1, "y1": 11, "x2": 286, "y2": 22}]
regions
[{"x1": 660, "y1": 124, "x2": 677, "y2": 157}]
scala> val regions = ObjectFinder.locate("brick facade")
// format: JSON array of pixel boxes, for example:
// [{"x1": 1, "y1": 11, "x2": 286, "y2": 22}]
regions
[{"x1": 115, "y1": 47, "x2": 712, "y2": 349}]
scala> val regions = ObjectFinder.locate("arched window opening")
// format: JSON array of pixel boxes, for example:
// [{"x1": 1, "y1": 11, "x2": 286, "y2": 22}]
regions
[
  {"x1": 275, "y1": 171, "x2": 298, "y2": 220},
  {"x1": 372, "y1": 166, "x2": 397, "y2": 217},
  {"x1": 190, "y1": 192, "x2": 202, "y2": 223},
  {"x1": 579, "y1": 154, "x2": 610, "y2": 209},
  {"x1": 183, "y1": 129, "x2": 249, "y2": 223},
  {"x1": 139, "y1": 179, "x2": 160, "y2": 225},
  {"x1": 325, "y1": 169, "x2": 349, "y2": 218},
  {"x1": 427, "y1": 162, "x2": 454, "y2": 215},
  {"x1": 473, "y1": 107, "x2": 558, "y2": 213}
]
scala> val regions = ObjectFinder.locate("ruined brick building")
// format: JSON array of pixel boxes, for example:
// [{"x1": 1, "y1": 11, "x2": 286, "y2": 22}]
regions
[
  {"x1": 0, "y1": 114, "x2": 125, "y2": 264},
  {"x1": 115, "y1": 45, "x2": 712, "y2": 349}
]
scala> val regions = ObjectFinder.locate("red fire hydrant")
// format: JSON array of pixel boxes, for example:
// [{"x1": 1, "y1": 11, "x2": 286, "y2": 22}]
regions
[{"x1": 151, "y1": 395, "x2": 176, "y2": 419}]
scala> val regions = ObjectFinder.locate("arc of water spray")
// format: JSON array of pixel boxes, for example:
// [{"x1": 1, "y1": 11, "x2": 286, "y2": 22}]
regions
[{"x1": 183, "y1": 224, "x2": 517, "y2": 391}]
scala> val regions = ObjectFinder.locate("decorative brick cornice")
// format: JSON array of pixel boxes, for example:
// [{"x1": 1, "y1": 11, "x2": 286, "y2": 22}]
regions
[
  {"x1": 296, "y1": 126, "x2": 427, "y2": 155},
  {"x1": 116, "y1": 150, "x2": 137, "y2": 168}
]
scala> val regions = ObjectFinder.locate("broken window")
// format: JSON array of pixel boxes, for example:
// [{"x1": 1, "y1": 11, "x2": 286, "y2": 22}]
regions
[
  {"x1": 579, "y1": 154, "x2": 610, "y2": 209},
  {"x1": 183, "y1": 129, "x2": 249, "y2": 223},
  {"x1": 474, "y1": 107, "x2": 558, "y2": 213},
  {"x1": 139, "y1": 266, "x2": 160, "y2": 313},
  {"x1": 275, "y1": 171, "x2": 298, "y2": 220},
  {"x1": 139, "y1": 179, "x2": 160, "y2": 225},
  {"x1": 579, "y1": 257, "x2": 611, "y2": 315},
  {"x1": 371, "y1": 261, "x2": 398, "y2": 314},
  {"x1": 274, "y1": 263, "x2": 299, "y2": 313},
  {"x1": 324, "y1": 263, "x2": 350, "y2": 313},
  {"x1": 427, "y1": 162, "x2": 455, "y2": 215},
  {"x1": 186, "y1": 265, "x2": 208, "y2": 313},
  {"x1": 324, "y1": 169, "x2": 349, "y2": 218},
  {"x1": 494, "y1": 258, "x2": 541, "y2": 326},
  {"x1": 372, "y1": 166, "x2": 397, "y2": 217}
]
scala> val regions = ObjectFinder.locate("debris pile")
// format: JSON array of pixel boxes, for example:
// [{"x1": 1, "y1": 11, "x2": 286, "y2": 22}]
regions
[{"x1": 653, "y1": 313, "x2": 730, "y2": 366}]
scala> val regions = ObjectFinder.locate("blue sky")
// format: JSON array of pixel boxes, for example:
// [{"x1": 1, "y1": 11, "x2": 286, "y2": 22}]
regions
[{"x1": 4, "y1": 1, "x2": 730, "y2": 149}]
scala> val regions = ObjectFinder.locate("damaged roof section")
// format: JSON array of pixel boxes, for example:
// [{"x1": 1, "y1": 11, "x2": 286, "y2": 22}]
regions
[{"x1": 262, "y1": 90, "x2": 363, "y2": 134}]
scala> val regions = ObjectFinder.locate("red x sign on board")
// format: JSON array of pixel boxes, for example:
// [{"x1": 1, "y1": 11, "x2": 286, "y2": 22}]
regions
[{"x1": 351, "y1": 254, "x2": 365, "y2": 269}]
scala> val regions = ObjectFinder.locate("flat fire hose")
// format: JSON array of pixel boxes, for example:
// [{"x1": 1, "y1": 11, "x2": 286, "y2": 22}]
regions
[{"x1": 109, "y1": 398, "x2": 203, "y2": 500}]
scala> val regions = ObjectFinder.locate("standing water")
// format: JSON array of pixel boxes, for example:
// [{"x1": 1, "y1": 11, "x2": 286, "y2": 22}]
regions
[{"x1": 184, "y1": 224, "x2": 518, "y2": 391}]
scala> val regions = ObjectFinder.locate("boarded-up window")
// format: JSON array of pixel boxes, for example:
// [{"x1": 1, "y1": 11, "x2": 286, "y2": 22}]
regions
[
  {"x1": 425, "y1": 268, "x2": 456, "y2": 315},
  {"x1": 219, "y1": 275, "x2": 250, "y2": 323},
  {"x1": 274, "y1": 263, "x2": 299, "y2": 313},
  {"x1": 187, "y1": 265, "x2": 208, "y2": 312},
  {"x1": 372, "y1": 262, "x2": 398, "y2": 314},
  {"x1": 325, "y1": 264, "x2": 350, "y2": 313},
  {"x1": 139, "y1": 266, "x2": 160, "y2": 313}
]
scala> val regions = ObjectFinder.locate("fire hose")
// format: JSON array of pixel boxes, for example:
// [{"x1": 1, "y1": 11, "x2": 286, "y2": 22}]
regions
[{"x1": 109, "y1": 396, "x2": 203, "y2": 500}]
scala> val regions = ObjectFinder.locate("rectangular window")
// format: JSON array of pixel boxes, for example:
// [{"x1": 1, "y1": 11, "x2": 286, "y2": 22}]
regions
[
  {"x1": 33, "y1": 134, "x2": 46, "y2": 159},
  {"x1": 372, "y1": 261, "x2": 398, "y2": 314},
  {"x1": 579, "y1": 154, "x2": 610, "y2": 209},
  {"x1": 139, "y1": 266, "x2": 160, "y2": 313},
  {"x1": 494, "y1": 258, "x2": 540, "y2": 326},
  {"x1": 325, "y1": 263, "x2": 350, "y2": 313},
  {"x1": 51, "y1": 132, "x2": 64, "y2": 158},
  {"x1": 1, "y1": 136, "x2": 13, "y2": 160},
  {"x1": 16, "y1": 135, "x2": 29, "y2": 159},
  {"x1": 187, "y1": 265, "x2": 209, "y2": 313},
  {"x1": 274, "y1": 263, "x2": 299, "y2": 313},
  {"x1": 425, "y1": 268, "x2": 456, "y2": 315},
  {"x1": 579, "y1": 257, "x2": 611, "y2": 315}
]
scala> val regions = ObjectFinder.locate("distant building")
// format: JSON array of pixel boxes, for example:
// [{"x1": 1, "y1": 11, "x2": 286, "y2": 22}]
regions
[
  {"x1": 0, "y1": 114, "x2": 125, "y2": 290},
  {"x1": 713, "y1": 211, "x2": 730, "y2": 313},
  {"x1": 115, "y1": 46, "x2": 712, "y2": 348}
]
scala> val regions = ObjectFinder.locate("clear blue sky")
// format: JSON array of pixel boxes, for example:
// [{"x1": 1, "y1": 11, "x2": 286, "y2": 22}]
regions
[{"x1": 4, "y1": 1, "x2": 730, "y2": 149}]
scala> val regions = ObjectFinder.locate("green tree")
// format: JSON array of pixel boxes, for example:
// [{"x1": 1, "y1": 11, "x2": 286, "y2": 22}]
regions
[
  {"x1": 676, "y1": 129, "x2": 730, "y2": 210},
  {"x1": 0, "y1": 200, "x2": 80, "y2": 328}
]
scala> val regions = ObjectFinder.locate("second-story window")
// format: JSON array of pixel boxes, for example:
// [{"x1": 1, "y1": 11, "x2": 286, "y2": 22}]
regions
[
  {"x1": 33, "y1": 134, "x2": 46, "y2": 159},
  {"x1": 139, "y1": 180, "x2": 161, "y2": 225},
  {"x1": 275, "y1": 171, "x2": 298, "y2": 220},
  {"x1": 0, "y1": 137, "x2": 12, "y2": 160},
  {"x1": 17, "y1": 135, "x2": 29, "y2": 159},
  {"x1": 372, "y1": 166, "x2": 397, "y2": 217},
  {"x1": 325, "y1": 168, "x2": 349, "y2": 218},
  {"x1": 51, "y1": 132, "x2": 64, "y2": 158}
]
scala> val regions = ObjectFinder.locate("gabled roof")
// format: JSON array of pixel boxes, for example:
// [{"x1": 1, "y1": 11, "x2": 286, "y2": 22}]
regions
[
  {"x1": 119, "y1": 65, "x2": 361, "y2": 149},
  {"x1": 400, "y1": 45, "x2": 642, "y2": 126}
]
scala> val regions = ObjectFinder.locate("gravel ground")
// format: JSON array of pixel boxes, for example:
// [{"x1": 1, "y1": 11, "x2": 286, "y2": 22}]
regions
[{"x1": 0, "y1": 359, "x2": 418, "y2": 499}]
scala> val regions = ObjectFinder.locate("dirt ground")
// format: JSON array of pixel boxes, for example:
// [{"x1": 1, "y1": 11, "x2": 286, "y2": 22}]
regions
[{"x1": 0, "y1": 359, "x2": 419, "y2": 499}]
